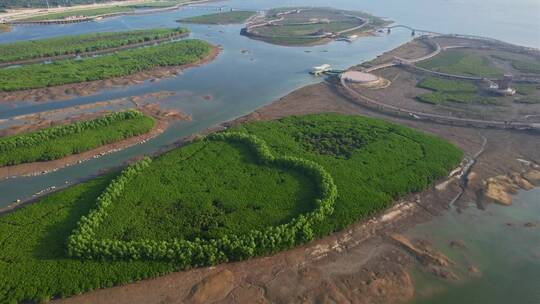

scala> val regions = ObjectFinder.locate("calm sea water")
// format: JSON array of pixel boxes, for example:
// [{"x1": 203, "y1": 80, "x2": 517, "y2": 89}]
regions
[
  {"x1": 0, "y1": 1, "x2": 539, "y2": 302},
  {"x1": 409, "y1": 189, "x2": 540, "y2": 304}
]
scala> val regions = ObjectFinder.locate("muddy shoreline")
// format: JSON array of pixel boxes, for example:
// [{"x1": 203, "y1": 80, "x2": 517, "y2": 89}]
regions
[
  {"x1": 0, "y1": 45, "x2": 221, "y2": 103},
  {"x1": 50, "y1": 77, "x2": 538, "y2": 303}
]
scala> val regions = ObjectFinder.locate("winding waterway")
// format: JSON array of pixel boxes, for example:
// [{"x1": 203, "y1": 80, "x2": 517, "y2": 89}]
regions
[
  {"x1": 1, "y1": 0, "x2": 539, "y2": 206},
  {"x1": 0, "y1": 0, "x2": 539, "y2": 303}
]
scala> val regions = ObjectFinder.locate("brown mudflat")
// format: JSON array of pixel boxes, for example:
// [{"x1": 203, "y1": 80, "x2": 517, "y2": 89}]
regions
[{"x1": 54, "y1": 76, "x2": 539, "y2": 303}]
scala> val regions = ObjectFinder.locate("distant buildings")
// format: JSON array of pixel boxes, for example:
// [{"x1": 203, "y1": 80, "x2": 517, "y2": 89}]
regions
[{"x1": 486, "y1": 75, "x2": 516, "y2": 96}]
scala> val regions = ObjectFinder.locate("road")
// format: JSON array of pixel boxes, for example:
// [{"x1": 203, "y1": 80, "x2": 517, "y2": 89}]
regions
[
  {"x1": 1, "y1": 0, "x2": 209, "y2": 23},
  {"x1": 339, "y1": 36, "x2": 538, "y2": 131}
]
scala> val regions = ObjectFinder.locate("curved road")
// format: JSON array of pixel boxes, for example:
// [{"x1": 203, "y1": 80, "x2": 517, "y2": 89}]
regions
[{"x1": 339, "y1": 36, "x2": 539, "y2": 131}]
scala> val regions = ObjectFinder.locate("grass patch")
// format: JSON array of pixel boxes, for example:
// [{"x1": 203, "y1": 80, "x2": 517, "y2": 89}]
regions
[
  {"x1": 0, "y1": 39, "x2": 214, "y2": 92},
  {"x1": 256, "y1": 21, "x2": 359, "y2": 37},
  {"x1": 509, "y1": 60, "x2": 540, "y2": 74},
  {"x1": 0, "y1": 110, "x2": 154, "y2": 166},
  {"x1": 417, "y1": 92, "x2": 501, "y2": 105},
  {"x1": 0, "y1": 28, "x2": 187, "y2": 64},
  {"x1": 178, "y1": 10, "x2": 256, "y2": 24},
  {"x1": 416, "y1": 76, "x2": 501, "y2": 105},
  {"x1": 514, "y1": 84, "x2": 539, "y2": 96},
  {"x1": 417, "y1": 50, "x2": 503, "y2": 78},
  {"x1": 246, "y1": 7, "x2": 382, "y2": 46},
  {"x1": 251, "y1": 35, "x2": 320, "y2": 46},
  {"x1": 417, "y1": 76, "x2": 477, "y2": 93},
  {"x1": 0, "y1": 114, "x2": 462, "y2": 303},
  {"x1": 491, "y1": 54, "x2": 540, "y2": 74}
]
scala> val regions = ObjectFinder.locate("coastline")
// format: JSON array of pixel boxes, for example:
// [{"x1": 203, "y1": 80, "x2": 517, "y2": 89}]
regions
[
  {"x1": 0, "y1": 0, "x2": 218, "y2": 23},
  {"x1": 53, "y1": 71, "x2": 539, "y2": 304}
]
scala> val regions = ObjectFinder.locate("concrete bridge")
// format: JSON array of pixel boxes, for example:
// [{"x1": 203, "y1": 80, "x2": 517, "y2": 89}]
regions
[{"x1": 383, "y1": 25, "x2": 442, "y2": 36}]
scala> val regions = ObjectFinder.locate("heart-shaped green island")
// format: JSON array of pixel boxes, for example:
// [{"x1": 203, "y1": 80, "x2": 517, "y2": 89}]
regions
[
  {"x1": 0, "y1": 114, "x2": 463, "y2": 302},
  {"x1": 68, "y1": 132, "x2": 337, "y2": 265}
]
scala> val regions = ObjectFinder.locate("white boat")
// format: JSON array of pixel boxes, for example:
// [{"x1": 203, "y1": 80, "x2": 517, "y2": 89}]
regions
[{"x1": 310, "y1": 64, "x2": 331, "y2": 75}]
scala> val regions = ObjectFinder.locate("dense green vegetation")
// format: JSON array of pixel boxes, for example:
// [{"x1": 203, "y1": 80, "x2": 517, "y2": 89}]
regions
[
  {"x1": 0, "y1": 110, "x2": 154, "y2": 166},
  {"x1": 0, "y1": 114, "x2": 462, "y2": 303},
  {"x1": 417, "y1": 50, "x2": 503, "y2": 78},
  {"x1": 0, "y1": 28, "x2": 187, "y2": 63},
  {"x1": 416, "y1": 76, "x2": 499, "y2": 105},
  {"x1": 231, "y1": 115, "x2": 462, "y2": 234},
  {"x1": 178, "y1": 10, "x2": 256, "y2": 24},
  {"x1": 68, "y1": 132, "x2": 337, "y2": 264},
  {"x1": 0, "y1": 39, "x2": 213, "y2": 91},
  {"x1": 417, "y1": 76, "x2": 477, "y2": 93},
  {"x1": 509, "y1": 59, "x2": 540, "y2": 74}
]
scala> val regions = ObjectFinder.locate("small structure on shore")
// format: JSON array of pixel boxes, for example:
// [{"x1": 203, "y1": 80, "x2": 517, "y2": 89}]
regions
[
  {"x1": 486, "y1": 75, "x2": 516, "y2": 96},
  {"x1": 311, "y1": 64, "x2": 332, "y2": 75},
  {"x1": 340, "y1": 70, "x2": 390, "y2": 88},
  {"x1": 337, "y1": 34, "x2": 359, "y2": 42},
  {"x1": 341, "y1": 71, "x2": 379, "y2": 83}
]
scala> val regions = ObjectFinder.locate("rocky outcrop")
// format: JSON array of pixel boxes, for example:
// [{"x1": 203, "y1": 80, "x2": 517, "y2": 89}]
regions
[
  {"x1": 387, "y1": 233, "x2": 459, "y2": 281},
  {"x1": 485, "y1": 181, "x2": 513, "y2": 205},
  {"x1": 388, "y1": 234, "x2": 452, "y2": 268},
  {"x1": 483, "y1": 169, "x2": 538, "y2": 205},
  {"x1": 523, "y1": 170, "x2": 540, "y2": 186},
  {"x1": 187, "y1": 270, "x2": 235, "y2": 304}
]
